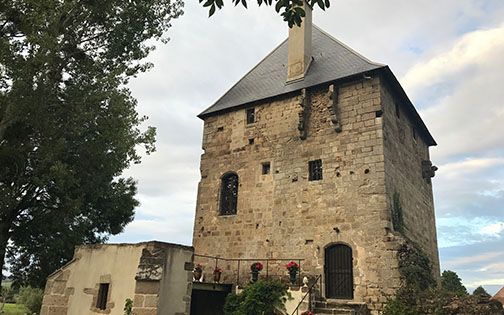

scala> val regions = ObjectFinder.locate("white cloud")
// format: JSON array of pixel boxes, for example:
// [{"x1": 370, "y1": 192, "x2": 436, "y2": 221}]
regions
[
  {"x1": 443, "y1": 251, "x2": 504, "y2": 267},
  {"x1": 403, "y1": 23, "x2": 504, "y2": 92},
  {"x1": 481, "y1": 222, "x2": 504, "y2": 235},
  {"x1": 479, "y1": 262, "x2": 504, "y2": 272},
  {"x1": 438, "y1": 158, "x2": 504, "y2": 178},
  {"x1": 465, "y1": 278, "x2": 504, "y2": 288}
]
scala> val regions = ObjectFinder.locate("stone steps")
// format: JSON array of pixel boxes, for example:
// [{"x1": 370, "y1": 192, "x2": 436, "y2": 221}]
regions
[{"x1": 312, "y1": 300, "x2": 369, "y2": 315}]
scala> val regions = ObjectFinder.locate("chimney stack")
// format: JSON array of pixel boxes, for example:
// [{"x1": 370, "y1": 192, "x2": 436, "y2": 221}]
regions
[{"x1": 286, "y1": 1, "x2": 312, "y2": 83}]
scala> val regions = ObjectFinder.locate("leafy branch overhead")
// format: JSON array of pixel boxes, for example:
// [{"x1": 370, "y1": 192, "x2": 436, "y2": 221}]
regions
[{"x1": 200, "y1": 0, "x2": 330, "y2": 27}]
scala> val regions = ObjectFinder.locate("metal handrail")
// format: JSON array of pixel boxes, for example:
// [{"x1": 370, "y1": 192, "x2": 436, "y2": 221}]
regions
[
  {"x1": 291, "y1": 274, "x2": 322, "y2": 315},
  {"x1": 193, "y1": 253, "x2": 305, "y2": 286}
]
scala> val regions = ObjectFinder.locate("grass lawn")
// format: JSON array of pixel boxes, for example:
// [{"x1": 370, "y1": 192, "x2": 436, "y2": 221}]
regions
[{"x1": 2, "y1": 303, "x2": 29, "y2": 314}]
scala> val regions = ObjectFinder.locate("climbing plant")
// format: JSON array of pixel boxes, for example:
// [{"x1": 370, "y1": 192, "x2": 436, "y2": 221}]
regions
[{"x1": 391, "y1": 192, "x2": 404, "y2": 233}]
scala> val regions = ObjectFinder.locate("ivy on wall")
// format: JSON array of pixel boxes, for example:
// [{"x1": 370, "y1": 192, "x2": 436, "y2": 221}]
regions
[{"x1": 391, "y1": 192, "x2": 404, "y2": 233}]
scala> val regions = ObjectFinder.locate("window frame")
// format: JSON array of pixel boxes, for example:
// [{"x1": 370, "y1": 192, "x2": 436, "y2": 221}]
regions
[
  {"x1": 246, "y1": 108, "x2": 255, "y2": 124},
  {"x1": 308, "y1": 159, "x2": 323, "y2": 181},
  {"x1": 219, "y1": 173, "x2": 239, "y2": 215},
  {"x1": 262, "y1": 162, "x2": 271, "y2": 175}
]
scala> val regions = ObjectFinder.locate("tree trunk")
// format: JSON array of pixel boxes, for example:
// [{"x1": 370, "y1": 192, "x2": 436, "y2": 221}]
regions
[{"x1": 0, "y1": 221, "x2": 11, "y2": 288}]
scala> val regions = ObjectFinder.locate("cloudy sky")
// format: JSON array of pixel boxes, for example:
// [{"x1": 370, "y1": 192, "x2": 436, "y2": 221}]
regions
[{"x1": 108, "y1": 0, "x2": 504, "y2": 295}]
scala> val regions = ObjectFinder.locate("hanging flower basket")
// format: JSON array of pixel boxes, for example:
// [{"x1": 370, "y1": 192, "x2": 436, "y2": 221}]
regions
[
  {"x1": 213, "y1": 267, "x2": 222, "y2": 283},
  {"x1": 194, "y1": 264, "x2": 203, "y2": 281},
  {"x1": 250, "y1": 262, "x2": 263, "y2": 282},
  {"x1": 301, "y1": 312, "x2": 314, "y2": 315},
  {"x1": 286, "y1": 261, "x2": 299, "y2": 284}
]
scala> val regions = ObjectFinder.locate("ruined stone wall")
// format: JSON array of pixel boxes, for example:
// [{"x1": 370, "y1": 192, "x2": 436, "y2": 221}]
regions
[
  {"x1": 193, "y1": 77, "x2": 405, "y2": 313},
  {"x1": 380, "y1": 79, "x2": 441, "y2": 280}
]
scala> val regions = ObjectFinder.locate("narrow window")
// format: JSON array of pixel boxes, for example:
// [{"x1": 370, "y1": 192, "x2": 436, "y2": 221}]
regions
[
  {"x1": 96, "y1": 283, "x2": 109, "y2": 310},
  {"x1": 395, "y1": 103, "x2": 400, "y2": 118},
  {"x1": 246, "y1": 108, "x2": 255, "y2": 124},
  {"x1": 220, "y1": 173, "x2": 238, "y2": 215},
  {"x1": 412, "y1": 127, "x2": 417, "y2": 140},
  {"x1": 262, "y1": 162, "x2": 270, "y2": 175},
  {"x1": 309, "y1": 159, "x2": 323, "y2": 181}
]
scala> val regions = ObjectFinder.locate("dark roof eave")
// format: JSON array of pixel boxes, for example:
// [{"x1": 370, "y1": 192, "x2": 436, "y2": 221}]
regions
[
  {"x1": 198, "y1": 67, "x2": 437, "y2": 147},
  {"x1": 197, "y1": 67, "x2": 386, "y2": 120}
]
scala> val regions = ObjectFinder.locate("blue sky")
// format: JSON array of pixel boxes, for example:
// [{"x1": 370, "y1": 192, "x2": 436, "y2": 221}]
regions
[{"x1": 108, "y1": 0, "x2": 504, "y2": 295}]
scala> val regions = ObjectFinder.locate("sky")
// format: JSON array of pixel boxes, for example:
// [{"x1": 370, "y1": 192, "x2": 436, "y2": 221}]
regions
[{"x1": 108, "y1": 0, "x2": 504, "y2": 295}]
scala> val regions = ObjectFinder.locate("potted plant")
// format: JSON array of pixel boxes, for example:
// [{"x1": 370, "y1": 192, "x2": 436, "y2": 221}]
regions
[
  {"x1": 213, "y1": 266, "x2": 222, "y2": 283},
  {"x1": 194, "y1": 264, "x2": 203, "y2": 281},
  {"x1": 250, "y1": 262, "x2": 263, "y2": 282},
  {"x1": 286, "y1": 261, "x2": 299, "y2": 284}
]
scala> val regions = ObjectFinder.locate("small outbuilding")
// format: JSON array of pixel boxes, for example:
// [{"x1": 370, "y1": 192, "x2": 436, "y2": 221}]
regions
[{"x1": 41, "y1": 241, "x2": 194, "y2": 315}]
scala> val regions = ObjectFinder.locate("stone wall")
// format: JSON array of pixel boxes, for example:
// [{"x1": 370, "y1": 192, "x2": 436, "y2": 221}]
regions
[
  {"x1": 381, "y1": 79, "x2": 441, "y2": 280},
  {"x1": 192, "y1": 76, "x2": 427, "y2": 313}
]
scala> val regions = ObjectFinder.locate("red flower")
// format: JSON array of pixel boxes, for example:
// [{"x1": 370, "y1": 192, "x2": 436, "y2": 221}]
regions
[
  {"x1": 250, "y1": 262, "x2": 263, "y2": 271},
  {"x1": 214, "y1": 267, "x2": 222, "y2": 273},
  {"x1": 286, "y1": 261, "x2": 299, "y2": 272}
]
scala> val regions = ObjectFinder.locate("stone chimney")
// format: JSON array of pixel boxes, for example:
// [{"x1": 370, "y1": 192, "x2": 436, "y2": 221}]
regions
[{"x1": 286, "y1": 1, "x2": 312, "y2": 83}]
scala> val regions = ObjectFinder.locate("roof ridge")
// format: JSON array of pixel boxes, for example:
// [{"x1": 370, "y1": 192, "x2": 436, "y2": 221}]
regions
[
  {"x1": 199, "y1": 38, "x2": 289, "y2": 116},
  {"x1": 313, "y1": 24, "x2": 386, "y2": 67}
]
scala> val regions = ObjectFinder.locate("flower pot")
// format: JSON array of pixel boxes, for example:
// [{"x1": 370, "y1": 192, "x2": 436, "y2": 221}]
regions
[
  {"x1": 194, "y1": 270, "x2": 202, "y2": 281},
  {"x1": 213, "y1": 271, "x2": 221, "y2": 283},
  {"x1": 289, "y1": 271, "x2": 297, "y2": 284},
  {"x1": 251, "y1": 270, "x2": 259, "y2": 282}
]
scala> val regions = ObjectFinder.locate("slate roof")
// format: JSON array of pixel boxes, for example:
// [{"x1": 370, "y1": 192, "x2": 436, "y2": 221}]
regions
[{"x1": 199, "y1": 25, "x2": 436, "y2": 146}]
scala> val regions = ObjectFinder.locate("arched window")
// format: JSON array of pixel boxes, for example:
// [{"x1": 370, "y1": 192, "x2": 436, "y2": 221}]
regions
[{"x1": 220, "y1": 173, "x2": 238, "y2": 215}]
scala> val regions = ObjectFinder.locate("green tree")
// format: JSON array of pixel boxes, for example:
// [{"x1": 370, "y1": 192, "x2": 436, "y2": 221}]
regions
[
  {"x1": 200, "y1": 0, "x2": 330, "y2": 27},
  {"x1": 223, "y1": 280, "x2": 290, "y2": 315},
  {"x1": 473, "y1": 286, "x2": 491, "y2": 298},
  {"x1": 14, "y1": 286, "x2": 43, "y2": 314},
  {"x1": 0, "y1": 0, "x2": 183, "y2": 288},
  {"x1": 441, "y1": 270, "x2": 468, "y2": 296}
]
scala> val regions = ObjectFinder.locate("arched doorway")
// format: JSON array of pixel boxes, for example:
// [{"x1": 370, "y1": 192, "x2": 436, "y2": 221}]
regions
[{"x1": 325, "y1": 244, "x2": 354, "y2": 299}]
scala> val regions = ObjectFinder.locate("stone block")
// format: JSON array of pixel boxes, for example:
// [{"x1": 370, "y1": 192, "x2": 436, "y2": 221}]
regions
[
  {"x1": 143, "y1": 295, "x2": 158, "y2": 307},
  {"x1": 131, "y1": 308, "x2": 157, "y2": 315},
  {"x1": 135, "y1": 281, "x2": 160, "y2": 294}
]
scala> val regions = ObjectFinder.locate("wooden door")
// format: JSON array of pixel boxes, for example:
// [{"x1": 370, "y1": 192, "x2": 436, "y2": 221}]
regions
[{"x1": 325, "y1": 244, "x2": 353, "y2": 299}]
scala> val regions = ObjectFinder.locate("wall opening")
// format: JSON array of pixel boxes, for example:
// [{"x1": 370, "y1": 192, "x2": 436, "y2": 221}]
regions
[{"x1": 96, "y1": 283, "x2": 109, "y2": 310}]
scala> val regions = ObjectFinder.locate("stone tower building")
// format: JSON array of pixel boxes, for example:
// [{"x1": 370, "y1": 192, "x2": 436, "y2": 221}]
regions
[{"x1": 192, "y1": 8, "x2": 439, "y2": 313}]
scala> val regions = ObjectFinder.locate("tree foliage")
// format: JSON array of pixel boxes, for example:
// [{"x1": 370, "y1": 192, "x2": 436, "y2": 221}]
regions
[
  {"x1": 14, "y1": 286, "x2": 43, "y2": 314},
  {"x1": 441, "y1": 270, "x2": 468, "y2": 296},
  {"x1": 200, "y1": 0, "x2": 330, "y2": 27},
  {"x1": 223, "y1": 280, "x2": 290, "y2": 315},
  {"x1": 0, "y1": 0, "x2": 183, "y2": 287},
  {"x1": 473, "y1": 286, "x2": 491, "y2": 298}
]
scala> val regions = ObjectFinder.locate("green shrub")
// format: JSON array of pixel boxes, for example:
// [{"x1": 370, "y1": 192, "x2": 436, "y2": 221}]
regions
[
  {"x1": 383, "y1": 298, "x2": 418, "y2": 315},
  {"x1": 223, "y1": 280, "x2": 290, "y2": 315},
  {"x1": 14, "y1": 286, "x2": 44, "y2": 314},
  {"x1": 473, "y1": 286, "x2": 491, "y2": 298}
]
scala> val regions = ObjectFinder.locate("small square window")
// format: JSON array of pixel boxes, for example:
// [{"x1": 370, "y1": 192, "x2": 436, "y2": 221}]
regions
[
  {"x1": 249, "y1": 138, "x2": 254, "y2": 145},
  {"x1": 262, "y1": 162, "x2": 270, "y2": 175},
  {"x1": 96, "y1": 283, "x2": 109, "y2": 310},
  {"x1": 246, "y1": 108, "x2": 255, "y2": 124},
  {"x1": 309, "y1": 159, "x2": 322, "y2": 181}
]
